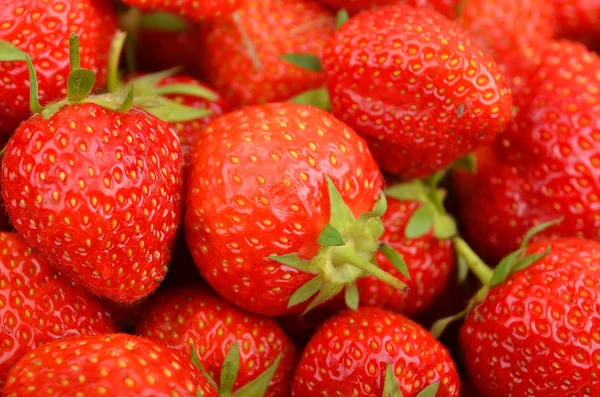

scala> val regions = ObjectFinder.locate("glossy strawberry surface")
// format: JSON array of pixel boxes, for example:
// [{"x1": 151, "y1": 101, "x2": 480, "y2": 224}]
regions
[
  {"x1": 3, "y1": 333, "x2": 218, "y2": 396},
  {"x1": 0, "y1": 0, "x2": 117, "y2": 136},
  {"x1": 123, "y1": 0, "x2": 241, "y2": 22},
  {"x1": 318, "y1": 0, "x2": 460, "y2": 18},
  {"x1": 198, "y1": 0, "x2": 335, "y2": 108},
  {"x1": 1, "y1": 103, "x2": 184, "y2": 303},
  {"x1": 322, "y1": 4, "x2": 513, "y2": 179},
  {"x1": 136, "y1": 287, "x2": 297, "y2": 396},
  {"x1": 0, "y1": 232, "x2": 117, "y2": 387},
  {"x1": 461, "y1": 238, "x2": 600, "y2": 396},
  {"x1": 454, "y1": 40, "x2": 600, "y2": 263},
  {"x1": 185, "y1": 102, "x2": 383, "y2": 316},
  {"x1": 292, "y1": 307, "x2": 460, "y2": 396}
]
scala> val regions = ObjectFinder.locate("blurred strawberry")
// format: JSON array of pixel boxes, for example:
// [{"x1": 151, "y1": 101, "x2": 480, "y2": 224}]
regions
[
  {"x1": 551, "y1": 0, "x2": 600, "y2": 39},
  {"x1": 123, "y1": 0, "x2": 241, "y2": 22},
  {"x1": 318, "y1": 0, "x2": 461, "y2": 18}
]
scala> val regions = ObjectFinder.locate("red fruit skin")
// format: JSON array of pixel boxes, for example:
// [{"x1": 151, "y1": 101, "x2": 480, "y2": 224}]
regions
[
  {"x1": 322, "y1": 4, "x2": 513, "y2": 179},
  {"x1": 453, "y1": 40, "x2": 600, "y2": 263},
  {"x1": 123, "y1": 0, "x2": 241, "y2": 22},
  {"x1": 318, "y1": 0, "x2": 460, "y2": 19},
  {"x1": 136, "y1": 287, "x2": 297, "y2": 397},
  {"x1": 3, "y1": 333, "x2": 218, "y2": 396},
  {"x1": 0, "y1": 0, "x2": 118, "y2": 136},
  {"x1": 198, "y1": 0, "x2": 336, "y2": 109},
  {"x1": 459, "y1": 0, "x2": 555, "y2": 63},
  {"x1": 291, "y1": 307, "x2": 460, "y2": 396},
  {"x1": 0, "y1": 232, "x2": 117, "y2": 387},
  {"x1": 461, "y1": 238, "x2": 600, "y2": 396},
  {"x1": 356, "y1": 197, "x2": 455, "y2": 317},
  {"x1": 185, "y1": 103, "x2": 383, "y2": 316},
  {"x1": 1, "y1": 103, "x2": 184, "y2": 303},
  {"x1": 551, "y1": 0, "x2": 600, "y2": 39}
]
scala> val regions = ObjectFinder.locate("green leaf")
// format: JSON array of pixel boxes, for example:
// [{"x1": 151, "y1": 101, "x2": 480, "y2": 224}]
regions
[
  {"x1": 344, "y1": 283, "x2": 359, "y2": 310},
  {"x1": 378, "y1": 243, "x2": 410, "y2": 279},
  {"x1": 520, "y1": 218, "x2": 563, "y2": 249},
  {"x1": 430, "y1": 308, "x2": 468, "y2": 339},
  {"x1": 220, "y1": 343, "x2": 240, "y2": 397},
  {"x1": 317, "y1": 224, "x2": 345, "y2": 246},
  {"x1": 456, "y1": 255, "x2": 469, "y2": 284},
  {"x1": 432, "y1": 213, "x2": 457, "y2": 240},
  {"x1": 358, "y1": 193, "x2": 387, "y2": 224},
  {"x1": 453, "y1": 153, "x2": 477, "y2": 173},
  {"x1": 324, "y1": 175, "x2": 355, "y2": 230},
  {"x1": 305, "y1": 282, "x2": 344, "y2": 314},
  {"x1": 197, "y1": 391, "x2": 204, "y2": 397},
  {"x1": 416, "y1": 383, "x2": 439, "y2": 397},
  {"x1": 336, "y1": 9, "x2": 350, "y2": 29},
  {"x1": 130, "y1": 67, "x2": 182, "y2": 90},
  {"x1": 191, "y1": 345, "x2": 218, "y2": 391},
  {"x1": 67, "y1": 68, "x2": 96, "y2": 102},
  {"x1": 69, "y1": 33, "x2": 81, "y2": 71},
  {"x1": 41, "y1": 101, "x2": 67, "y2": 120},
  {"x1": 268, "y1": 253, "x2": 316, "y2": 273},
  {"x1": 405, "y1": 205, "x2": 434, "y2": 239},
  {"x1": 280, "y1": 54, "x2": 322, "y2": 72},
  {"x1": 117, "y1": 85, "x2": 135, "y2": 112},
  {"x1": 24, "y1": 55, "x2": 42, "y2": 113},
  {"x1": 232, "y1": 354, "x2": 283, "y2": 397},
  {"x1": 0, "y1": 40, "x2": 27, "y2": 61},
  {"x1": 288, "y1": 87, "x2": 331, "y2": 111},
  {"x1": 385, "y1": 181, "x2": 426, "y2": 202},
  {"x1": 107, "y1": 30, "x2": 128, "y2": 93},
  {"x1": 140, "y1": 96, "x2": 213, "y2": 122},
  {"x1": 455, "y1": 0, "x2": 467, "y2": 17},
  {"x1": 382, "y1": 362, "x2": 402, "y2": 397},
  {"x1": 510, "y1": 244, "x2": 551, "y2": 273},
  {"x1": 488, "y1": 248, "x2": 524, "y2": 288},
  {"x1": 288, "y1": 276, "x2": 324, "y2": 308},
  {"x1": 141, "y1": 11, "x2": 189, "y2": 31},
  {"x1": 154, "y1": 83, "x2": 218, "y2": 101}
]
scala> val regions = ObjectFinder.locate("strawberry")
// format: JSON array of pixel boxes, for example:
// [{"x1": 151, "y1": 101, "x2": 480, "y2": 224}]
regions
[
  {"x1": 318, "y1": 3, "x2": 512, "y2": 179},
  {"x1": 136, "y1": 286, "x2": 297, "y2": 397},
  {"x1": 3, "y1": 333, "x2": 218, "y2": 396},
  {"x1": 185, "y1": 102, "x2": 409, "y2": 316},
  {"x1": 0, "y1": 0, "x2": 117, "y2": 136},
  {"x1": 551, "y1": 0, "x2": 600, "y2": 39},
  {"x1": 291, "y1": 307, "x2": 461, "y2": 396},
  {"x1": 198, "y1": 0, "x2": 336, "y2": 108},
  {"x1": 458, "y1": 0, "x2": 555, "y2": 64},
  {"x1": 1, "y1": 35, "x2": 184, "y2": 303},
  {"x1": 453, "y1": 40, "x2": 600, "y2": 263},
  {"x1": 122, "y1": 0, "x2": 242, "y2": 22},
  {"x1": 0, "y1": 232, "x2": 117, "y2": 387},
  {"x1": 317, "y1": 0, "x2": 461, "y2": 18}
]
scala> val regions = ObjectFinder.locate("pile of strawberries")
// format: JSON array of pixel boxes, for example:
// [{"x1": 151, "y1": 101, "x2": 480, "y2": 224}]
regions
[{"x1": 1, "y1": 0, "x2": 600, "y2": 396}]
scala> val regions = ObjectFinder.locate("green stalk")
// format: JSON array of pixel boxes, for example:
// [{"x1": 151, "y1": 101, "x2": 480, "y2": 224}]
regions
[
  {"x1": 107, "y1": 31, "x2": 128, "y2": 93},
  {"x1": 453, "y1": 236, "x2": 493, "y2": 285},
  {"x1": 69, "y1": 33, "x2": 80, "y2": 71}
]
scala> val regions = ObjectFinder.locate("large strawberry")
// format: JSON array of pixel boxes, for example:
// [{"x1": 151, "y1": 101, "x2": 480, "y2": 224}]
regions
[
  {"x1": 317, "y1": 0, "x2": 461, "y2": 18},
  {"x1": 122, "y1": 0, "x2": 242, "y2": 22},
  {"x1": 291, "y1": 307, "x2": 460, "y2": 396},
  {"x1": 198, "y1": 0, "x2": 336, "y2": 109},
  {"x1": 185, "y1": 102, "x2": 409, "y2": 316},
  {"x1": 0, "y1": 232, "x2": 117, "y2": 386},
  {"x1": 453, "y1": 40, "x2": 600, "y2": 263},
  {"x1": 320, "y1": 4, "x2": 513, "y2": 179},
  {"x1": 1, "y1": 35, "x2": 184, "y2": 303},
  {"x1": 136, "y1": 286, "x2": 296, "y2": 397},
  {"x1": 551, "y1": 0, "x2": 600, "y2": 39},
  {"x1": 3, "y1": 333, "x2": 218, "y2": 396},
  {"x1": 0, "y1": 0, "x2": 117, "y2": 136}
]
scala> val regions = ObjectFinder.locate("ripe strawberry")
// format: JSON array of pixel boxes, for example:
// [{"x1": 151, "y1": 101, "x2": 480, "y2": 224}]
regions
[
  {"x1": 198, "y1": 0, "x2": 336, "y2": 108},
  {"x1": 1, "y1": 36, "x2": 184, "y2": 303},
  {"x1": 136, "y1": 286, "x2": 297, "y2": 397},
  {"x1": 460, "y1": 238, "x2": 600, "y2": 396},
  {"x1": 122, "y1": 0, "x2": 242, "y2": 22},
  {"x1": 3, "y1": 333, "x2": 218, "y2": 396},
  {"x1": 291, "y1": 307, "x2": 460, "y2": 396},
  {"x1": 321, "y1": 3, "x2": 513, "y2": 179},
  {"x1": 551, "y1": 0, "x2": 600, "y2": 39},
  {"x1": 453, "y1": 40, "x2": 600, "y2": 263},
  {"x1": 0, "y1": 0, "x2": 117, "y2": 136},
  {"x1": 0, "y1": 232, "x2": 117, "y2": 386},
  {"x1": 318, "y1": 0, "x2": 461, "y2": 18},
  {"x1": 458, "y1": 0, "x2": 555, "y2": 63},
  {"x1": 185, "y1": 102, "x2": 409, "y2": 316}
]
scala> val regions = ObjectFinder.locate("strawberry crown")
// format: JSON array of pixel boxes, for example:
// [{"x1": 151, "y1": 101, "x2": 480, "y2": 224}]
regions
[{"x1": 383, "y1": 362, "x2": 440, "y2": 397}]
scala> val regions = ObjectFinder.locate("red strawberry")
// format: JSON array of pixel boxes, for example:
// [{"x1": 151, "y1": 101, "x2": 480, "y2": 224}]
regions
[
  {"x1": 0, "y1": 0, "x2": 117, "y2": 136},
  {"x1": 318, "y1": 0, "x2": 461, "y2": 18},
  {"x1": 321, "y1": 3, "x2": 513, "y2": 179},
  {"x1": 1, "y1": 37, "x2": 184, "y2": 303},
  {"x1": 460, "y1": 238, "x2": 600, "y2": 396},
  {"x1": 198, "y1": 0, "x2": 336, "y2": 108},
  {"x1": 185, "y1": 102, "x2": 408, "y2": 316},
  {"x1": 122, "y1": 0, "x2": 242, "y2": 22},
  {"x1": 458, "y1": 0, "x2": 555, "y2": 63},
  {"x1": 3, "y1": 333, "x2": 218, "y2": 396},
  {"x1": 453, "y1": 40, "x2": 600, "y2": 263},
  {"x1": 291, "y1": 307, "x2": 461, "y2": 396},
  {"x1": 0, "y1": 232, "x2": 117, "y2": 386},
  {"x1": 136, "y1": 286, "x2": 297, "y2": 397},
  {"x1": 551, "y1": 0, "x2": 600, "y2": 39}
]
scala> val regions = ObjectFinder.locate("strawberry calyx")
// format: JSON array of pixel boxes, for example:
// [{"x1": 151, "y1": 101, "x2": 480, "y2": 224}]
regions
[
  {"x1": 383, "y1": 362, "x2": 440, "y2": 397},
  {"x1": 430, "y1": 217, "x2": 564, "y2": 338},
  {"x1": 270, "y1": 176, "x2": 410, "y2": 314},
  {"x1": 190, "y1": 342, "x2": 282, "y2": 397}
]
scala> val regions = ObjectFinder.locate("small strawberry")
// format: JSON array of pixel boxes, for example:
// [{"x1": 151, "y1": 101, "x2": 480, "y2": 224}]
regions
[
  {"x1": 3, "y1": 333, "x2": 218, "y2": 396},
  {"x1": 453, "y1": 40, "x2": 600, "y2": 263},
  {"x1": 185, "y1": 102, "x2": 409, "y2": 316},
  {"x1": 1, "y1": 35, "x2": 184, "y2": 303},
  {"x1": 122, "y1": 0, "x2": 242, "y2": 22},
  {"x1": 136, "y1": 286, "x2": 297, "y2": 397},
  {"x1": 551, "y1": 0, "x2": 600, "y2": 39},
  {"x1": 317, "y1": 0, "x2": 461, "y2": 19},
  {"x1": 0, "y1": 0, "x2": 118, "y2": 136},
  {"x1": 291, "y1": 307, "x2": 460, "y2": 396},
  {"x1": 0, "y1": 232, "x2": 117, "y2": 387},
  {"x1": 198, "y1": 0, "x2": 336, "y2": 108}
]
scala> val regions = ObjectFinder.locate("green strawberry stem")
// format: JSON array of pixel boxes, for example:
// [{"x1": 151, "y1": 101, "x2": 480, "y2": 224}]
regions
[
  {"x1": 333, "y1": 246, "x2": 405, "y2": 290},
  {"x1": 232, "y1": 11, "x2": 262, "y2": 72},
  {"x1": 452, "y1": 236, "x2": 492, "y2": 285},
  {"x1": 69, "y1": 33, "x2": 80, "y2": 71},
  {"x1": 107, "y1": 31, "x2": 128, "y2": 93}
]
